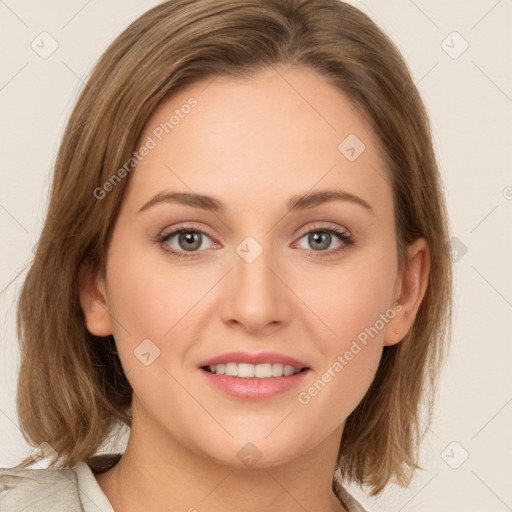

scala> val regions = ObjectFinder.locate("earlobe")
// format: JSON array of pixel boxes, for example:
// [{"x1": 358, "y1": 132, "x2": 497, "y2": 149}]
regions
[
  {"x1": 77, "y1": 264, "x2": 113, "y2": 336},
  {"x1": 384, "y1": 238, "x2": 430, "y2": 346}
]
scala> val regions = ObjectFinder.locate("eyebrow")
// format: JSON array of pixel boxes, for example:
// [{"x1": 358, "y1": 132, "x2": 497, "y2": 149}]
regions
[{"x1": 138, "y1": 189, "x2": 374, "y2": 214}]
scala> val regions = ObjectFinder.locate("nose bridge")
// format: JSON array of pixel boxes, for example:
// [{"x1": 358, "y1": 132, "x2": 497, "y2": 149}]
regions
[
  {"x1": 223, "y1": 233, "x2": 289, "y2": 330},
  {"x1": 235, "y1": 234, "x2": 279, "y2": 298}
]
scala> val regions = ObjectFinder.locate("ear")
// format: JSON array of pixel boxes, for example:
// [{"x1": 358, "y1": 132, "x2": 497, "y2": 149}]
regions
[
  {"x1": 383, "y1": 237, "x2": 430, "y2": 347},
  {"x1": 78, "y1": 263, "x2": 113, "y2": 336}
]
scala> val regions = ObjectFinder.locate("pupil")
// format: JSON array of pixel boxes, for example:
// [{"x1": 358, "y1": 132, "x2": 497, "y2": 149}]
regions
[
  {"x1": 179, "y1": 231, "x2": 201, "y2": 251},
  {"x1": 310, "y1": 231, "x2": 330, "y2": 250}
]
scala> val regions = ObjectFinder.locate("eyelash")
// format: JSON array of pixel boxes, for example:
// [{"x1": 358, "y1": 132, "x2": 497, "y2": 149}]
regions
[{"x1": 156, "y1": 223, "x2": 355, "y2": 259}]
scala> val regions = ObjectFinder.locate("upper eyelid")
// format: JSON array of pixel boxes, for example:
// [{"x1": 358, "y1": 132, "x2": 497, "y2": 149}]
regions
[
  {"x1": 160, "y1": 223, "x2": 216, "y2": 240},
  {"x1": 295, "y1": 221, "x2": 350, "y2": 236},
  {"x1": 160, "y1": 222, "x2": 349, "y2": 240},
  {"x1": 159, "y1": 223, "x2": 351, "y2": 253},
  {"x1": 159, "y1": 223, "x2": 353, "y2": 261}
]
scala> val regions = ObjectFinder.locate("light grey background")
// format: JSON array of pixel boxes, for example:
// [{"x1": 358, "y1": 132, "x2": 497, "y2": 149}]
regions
[{"x1": 1, "y1": 1, "x2": 511, "y2": 511}]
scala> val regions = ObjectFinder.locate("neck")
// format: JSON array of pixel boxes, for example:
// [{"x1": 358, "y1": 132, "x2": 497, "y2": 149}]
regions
[{"x1": 93, "y1": 404, "x2": 348, "y2": 512}]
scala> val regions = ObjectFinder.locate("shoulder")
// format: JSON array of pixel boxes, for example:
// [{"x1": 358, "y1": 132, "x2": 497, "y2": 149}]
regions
[
  {"x1": 333, "y1": 478, "x2": 370, "y2": 512},
  {"x1": 0, "y1": 465, "x2": 83, "y2": 511}
]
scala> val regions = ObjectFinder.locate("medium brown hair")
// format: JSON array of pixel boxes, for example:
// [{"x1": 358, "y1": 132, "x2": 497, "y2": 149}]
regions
[{"x1": 13, "y1": 0, "x2": 453, "y2": 495}]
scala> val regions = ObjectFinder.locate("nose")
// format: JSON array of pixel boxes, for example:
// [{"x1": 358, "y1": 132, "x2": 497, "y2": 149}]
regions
[{"x1": 219, "y1": 238, "x2": 291, "y2": 334}]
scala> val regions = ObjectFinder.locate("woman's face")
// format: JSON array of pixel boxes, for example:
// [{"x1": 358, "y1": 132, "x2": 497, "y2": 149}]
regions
[{"x1": 84, "y1": 65, "x2": 424, "y2": 468}]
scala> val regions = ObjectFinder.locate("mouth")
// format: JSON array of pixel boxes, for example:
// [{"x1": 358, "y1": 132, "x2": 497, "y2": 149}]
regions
[
  {"x1": 201, "y1": 363, "x2": 310, "y2": 378},
  {"x1": 199, "y1": 364, "x2": 311, "y2": 400},
  {"x1": 197, "y1": 351, "x2": 312, "y2": 399}
]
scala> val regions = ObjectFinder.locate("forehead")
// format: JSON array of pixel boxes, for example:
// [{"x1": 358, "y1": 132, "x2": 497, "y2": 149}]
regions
[{"x1": 123, "y1": 65, "x2": 392, "y2": 220}]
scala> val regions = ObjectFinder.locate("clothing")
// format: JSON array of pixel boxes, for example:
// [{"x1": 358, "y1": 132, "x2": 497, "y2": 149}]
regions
[{"x1": 0, "y1": 454, "x2": 368, "y2": 511}]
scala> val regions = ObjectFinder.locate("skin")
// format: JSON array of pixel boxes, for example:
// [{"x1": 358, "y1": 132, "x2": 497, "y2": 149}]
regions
[{"x1": 80, "y1": 65, "x2": 429, "y2": 512}]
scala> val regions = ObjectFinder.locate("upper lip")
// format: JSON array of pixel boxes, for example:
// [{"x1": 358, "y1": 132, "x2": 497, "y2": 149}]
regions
[{"x1": 198, "y1": 351, "x2": 311, "y2": 369}]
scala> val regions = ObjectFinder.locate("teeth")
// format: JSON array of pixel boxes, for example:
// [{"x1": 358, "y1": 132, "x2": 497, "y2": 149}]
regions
[{"x1": 206, "y1": 362, "x2": 303, "y2": 378}]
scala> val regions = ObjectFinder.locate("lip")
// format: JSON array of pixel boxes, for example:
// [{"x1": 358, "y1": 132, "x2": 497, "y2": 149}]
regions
[
  {"x1": 200, "y1": 367, "x2": 311, "y2": 400},
  {"x1": 197, "y1": 351, "x2": 311, "y2": 370}
]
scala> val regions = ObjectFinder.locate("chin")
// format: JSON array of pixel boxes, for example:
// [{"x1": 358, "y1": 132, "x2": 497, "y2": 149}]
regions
[{"x1": 194, "y1": 430, "x2": 308, "y2": 470}]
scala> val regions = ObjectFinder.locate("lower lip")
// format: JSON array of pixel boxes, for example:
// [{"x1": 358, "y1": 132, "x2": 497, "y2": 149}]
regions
[{"x1": 200, "y1": 368, "x2": 311, "y2": 400}]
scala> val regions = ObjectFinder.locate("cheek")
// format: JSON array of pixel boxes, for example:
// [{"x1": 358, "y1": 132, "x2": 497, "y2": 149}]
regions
[
  {"x1": 104, "y1": 245, "x2": 205, "y2": 397},
  {"x1": 294, "y1": 248, "x2": 397, "y2": 347},
  {"x1": 105, "y1": 240, "x2": 209, "y2": 338},
  {"x1": 296, "y1": 278, "x2": 388, "y2": 423},
  {"x1": 297, "y1": 344, "x2": 382, "y2": 427},
  {"x1": 293, "y1": 250, "x2": 396, "y2": 413}
]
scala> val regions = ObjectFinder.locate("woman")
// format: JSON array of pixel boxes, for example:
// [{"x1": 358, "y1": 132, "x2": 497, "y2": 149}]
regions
[{"x1": 0, "y1": 1, "x2": 453, "y2": 510}]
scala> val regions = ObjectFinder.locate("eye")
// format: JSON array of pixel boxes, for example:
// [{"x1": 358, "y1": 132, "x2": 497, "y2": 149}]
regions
[
  {"x1": 293, "y1": 224, "x2": 354, "y2": 257},
  {"x1": 157, "y1": 225, "x2": 216, "y2": 258},
  {"x1": 156, "y1": 223, "x2": 354, "y2": 259}
]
